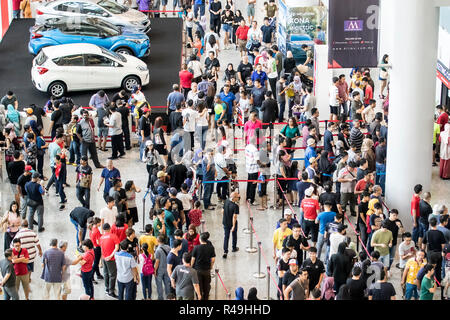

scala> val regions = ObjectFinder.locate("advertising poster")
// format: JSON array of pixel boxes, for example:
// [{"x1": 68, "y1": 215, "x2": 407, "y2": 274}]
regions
[
  {"x1": 328, "y1": 0, "x2": 379, "y2": 68},
  {"x1": 286, "y1": 6, "x2": 327, "y2": 44}
]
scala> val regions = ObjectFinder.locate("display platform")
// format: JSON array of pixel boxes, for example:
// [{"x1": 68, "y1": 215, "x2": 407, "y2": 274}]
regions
[{"x1": 0, "y1": 18, "x2": 182, "y2": 113}]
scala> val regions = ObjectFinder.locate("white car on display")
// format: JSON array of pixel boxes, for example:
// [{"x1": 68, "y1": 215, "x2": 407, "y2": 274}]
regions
[
  {"x1": 31, "y1": 43, "x2": 150, "y2": 98},
  {"x1": 35, "y1": 0, "x2": 151, "y2": 33}
]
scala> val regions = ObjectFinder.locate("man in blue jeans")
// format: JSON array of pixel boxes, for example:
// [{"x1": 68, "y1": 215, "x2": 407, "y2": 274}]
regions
[
  {"x1": 222, "y1": 192, "x2": 240, "y2": 258},
  {"x1": 69, "y1": 207, "x2": 95, "y2": 248},
  {"x1": 115, "y1": 242, "x2": 139, "y2": 300},
  {"x1": 154, "y1": 235, "x2": 171, "y2": 300},
  {"x1": 202, "y1": 148, "x2": 216, "y2": 210},
  {"x1": 375, "y1": 137, "x2": 387, "y2": 195},
  {"x1": 315, "y1": 202, "x2": 336, "y2": 260},
  {"x1": 193, "y1": 0, "x2": 205, "y2": 18}
]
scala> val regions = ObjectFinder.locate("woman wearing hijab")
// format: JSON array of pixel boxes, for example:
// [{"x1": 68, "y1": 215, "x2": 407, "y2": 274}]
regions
[
  {"x1": 183, "y1": 224, "x2": 200, "y2": 252},
  {"x1": 247, "y1": 287, "x2": 259, "y2": 300},
  {"x1": 439, "y1": 123, "x2": 450, "y2": 179},
  {"x1": 318, "y1": 150, "x2": 336, "y2": 184},
  {"x1": 361, "y1": 138, "x2": 376, "y2": 172},
  {"x1": 336, "y1": 284, "x2": 352, "y2": 300},
  {"x1": 321, "y1": 277, "x2": 335, "y2": 300},
  {"x1": 235, "y1": 287, "x2": 244, "y2": 300},
  {"x1": 6, "y1": 104, "x2": 21, "y2": 136}
]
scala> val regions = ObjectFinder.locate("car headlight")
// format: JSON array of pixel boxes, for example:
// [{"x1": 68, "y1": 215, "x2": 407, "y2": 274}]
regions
[
  {"x1": 125, "y1": 38, "x2": 145, "y2": 44},
  {"x1": 137, "y1": 65, "x2": 147, "y2": 71}
]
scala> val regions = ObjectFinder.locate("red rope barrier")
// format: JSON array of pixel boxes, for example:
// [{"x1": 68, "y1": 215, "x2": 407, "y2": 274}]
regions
[
  {"x1": 246, "y1": 201, "x2": 284, "y2": 299},
  {"x1": 343, "y1": 213, "x2": 372, "y2": 259},
  {"x1": 275, "y1": 179, "x2": 306, "y2": 238},
  {"x1": 216, "y1": 270, "x2": 229, "y2": 295},
  {"x1": 140, "y1": 9, "x2": 183, "y2": 12}
]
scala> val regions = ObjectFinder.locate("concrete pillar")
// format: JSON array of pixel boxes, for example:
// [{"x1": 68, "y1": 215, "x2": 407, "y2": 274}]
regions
[
  {"x1": 314, "y1": 44, "x2": 333, "y2": 118},
  {"x1": 378, "y1": 0, "x2": 395, "y2": 57},
  {"x1": 385, "y1": 0, "x2": 439, "y2": 228}
]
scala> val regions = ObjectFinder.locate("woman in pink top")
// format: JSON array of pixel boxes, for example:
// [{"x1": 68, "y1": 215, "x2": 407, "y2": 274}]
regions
[
  {"x1": 1, "y1": 201, "x2": 21, "y2": 251},
  {"x1": 244, "y1": 112, "x2": 263, "y2": 145}
]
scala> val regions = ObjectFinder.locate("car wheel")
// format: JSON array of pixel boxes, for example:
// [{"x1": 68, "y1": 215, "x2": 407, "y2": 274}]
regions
[
  {"x1": 122, "y1": 76, "x2": 141, "y2": 92},
  {"x1": 115, "y1": 47, "x2": 133, "y2": 56},
  {"x1": 47, "y1": 81, "x2": 66, "y2": 98}
]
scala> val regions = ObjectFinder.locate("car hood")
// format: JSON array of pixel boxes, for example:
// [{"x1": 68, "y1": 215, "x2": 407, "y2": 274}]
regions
[
  {"x1": 117, "y1": 9, "x2": 147, "y2": 22},
  {"x1": 120, "y1": 27, "x2": 149, "y2": 39},
  {"x1": 122, "y1": 53, "x2": 148, "y2": 68}
]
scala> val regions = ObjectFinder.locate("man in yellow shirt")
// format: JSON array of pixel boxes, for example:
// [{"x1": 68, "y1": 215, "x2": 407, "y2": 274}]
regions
[
  {"x1": 273, "y1": 218, "x2": 293, "y2": 261},
  {"x1": 139, "y1": 224, "x2": 158, "y2": 255},
  {"x1": 401, "y1": 250, "x2": 426, "y2": 300},
  {"x1": 433, "y1": 119, "x2": 441, "y2": 166}
]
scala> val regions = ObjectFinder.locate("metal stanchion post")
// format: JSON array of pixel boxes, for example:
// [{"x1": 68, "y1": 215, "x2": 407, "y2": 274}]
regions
[
  {"x1": 356, "y1": 232, "x2": 360, "y2": 252},
  {"x1": 201, "y1": 220, "x2": 206, "y2": 233},
  {"x1": 214, "y1": 269, "x2": 219, "y2": 300},
  {"x1": 141, "y1": 195, "x2": 146, "y2": 233},
  {"x1": 243, "y1": 202, "x2": 253, "y2": 234},
  {"x1": 273, "y1": 175, "x2": 277, "y2": 209},
  {"x1": 233, "y1": 124, "x2": 236, "y2": 156},
  {"x1": 281, "y1": 190, "x2": 285, "y2": 219},
  {"x1": 266, "y1": 266, "x2": 271, "y2": 300},
  {"x1": 227, "y1": 293, "x2": 231, "y2": 300},
  {"x1": 253, "y1": 242, "x2": 266, "y2": 278},
  {"x1": 246, "y1": 217, "x2": 257, "y2": 253}
]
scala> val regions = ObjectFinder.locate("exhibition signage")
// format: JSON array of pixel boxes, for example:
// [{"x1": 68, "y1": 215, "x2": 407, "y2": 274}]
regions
[{"x1": 328, "y1": 0, "x2": 379, "y2": 68}]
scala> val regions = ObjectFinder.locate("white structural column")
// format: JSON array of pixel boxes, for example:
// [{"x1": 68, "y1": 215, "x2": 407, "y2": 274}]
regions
[
  {"x1": 378, "y1": 0, "x2": 394, "y2": 58},
  {"x1": 385, "y1": 0, "x2": 439, "y2": 228}
]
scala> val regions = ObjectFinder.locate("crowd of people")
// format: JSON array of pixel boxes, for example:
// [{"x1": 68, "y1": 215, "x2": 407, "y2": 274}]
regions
[{"x1": 0, "y1": 0, "x2": 449, "y2": 302}]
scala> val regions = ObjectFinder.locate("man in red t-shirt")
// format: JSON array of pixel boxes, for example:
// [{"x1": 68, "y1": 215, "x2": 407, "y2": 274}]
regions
[
  {"x1": 179, "y1": 63, "x2": 194, "y2": 99},
  {"x1": 436, "y1": 105, "x2": 449, "y2": 132},
  {"x1": 235, "y1": 20, "x2": 250, "y2": 56},
  {"x1": 410, "y1": 184, "x2": 423, "y2": 248},
  {"x1": 12, "y1": 238, "x2": 30, "y2": 300},
  {"x1": 99, "y1": 223, "x2": 120, "y2": 298},
  {"x1": 354, "y1": 172, "x2": 375, "y2": 203},
  {"x1": 362, "y1": 77, "x2": 373, "y2": 106},
  {"x1": 300, "y1": 187, "x2": 320, "y2": 246}
]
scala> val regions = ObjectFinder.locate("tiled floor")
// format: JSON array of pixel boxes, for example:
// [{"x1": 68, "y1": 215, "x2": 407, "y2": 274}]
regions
[{"x1": 1, "y1": 0, "x2": 449, "y2": 301}]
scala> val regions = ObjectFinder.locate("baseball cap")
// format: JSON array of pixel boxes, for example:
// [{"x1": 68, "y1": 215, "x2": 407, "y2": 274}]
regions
[
  {"x1": 307, "y1": 138, "x2": 316, "y2": 147},
  {"x1": 284, "y1": 209, "x2": 293, "y2": 216},
  {"x1": 145, "y1": 140, "x2": 153, "y2": 146},
  {"x1": 168, "y1": 187, "x2": 177, "y2": 196},
  {"x1": 25, "y1": 165, "x2": 32, "y2": 171},
  {"x1": 304, "y1": 186, "x2": 314, "y2": 197},
  {"x1": 288, "y1": 259, "x2": 298, "y2": 266},
  {"x1": 157, "y1": 171, "x2": 167, "y2": 178}
]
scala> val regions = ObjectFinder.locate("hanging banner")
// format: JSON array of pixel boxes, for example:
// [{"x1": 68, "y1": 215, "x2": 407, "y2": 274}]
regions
[
  {"x1": 286, "y1": 6, "x2": 327, "y2": 44},
  {"x1": 328, "y1": 0, "x2": 379, "y2": 68}
]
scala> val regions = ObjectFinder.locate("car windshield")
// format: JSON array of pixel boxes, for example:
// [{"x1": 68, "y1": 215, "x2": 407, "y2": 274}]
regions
[
  {"x1": 85, "y1": 17, "x2": 121, "y2": 34},
  {"x1": 100, "y1": 47, "x2": 127, "y2": 63},
  {"x1": 97, "y1": 0, "x2": 128, "y2": 14}
]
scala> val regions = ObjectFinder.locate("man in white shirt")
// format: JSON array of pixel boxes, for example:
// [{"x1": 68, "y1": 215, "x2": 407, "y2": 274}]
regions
[
  {"x1": 247, "y1": 20, "x2": 262, "y2": 42},
  {"x1": 100, "y1": 196, "x2": 118, "y2": 232},
  {"x1": 104, "y1": 106, "x2": 124, "y2": 159},
  {"x1": 329, "y1": 224, "x2": 347, "y2": 257},
  {"x1": 214, "y1": 146, "x2": 230, "y2": 203},
  {"x1": 182, "y1": 100, "x2": 198, "y2": 153},
  {"x1": 329, "y1": 77, "x2": 341, "y2": 121},
  {"x1": 245, "y1": 137, "x2": 260, "y2": 205}
]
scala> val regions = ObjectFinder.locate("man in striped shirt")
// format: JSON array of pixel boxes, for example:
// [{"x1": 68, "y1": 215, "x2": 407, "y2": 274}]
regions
[
  {"x1": 11, "y1": 220, "x2": 42, "y2": 281},
  {"x1": 245, "y1": 137, "x2": 260, "y2": 206}
]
